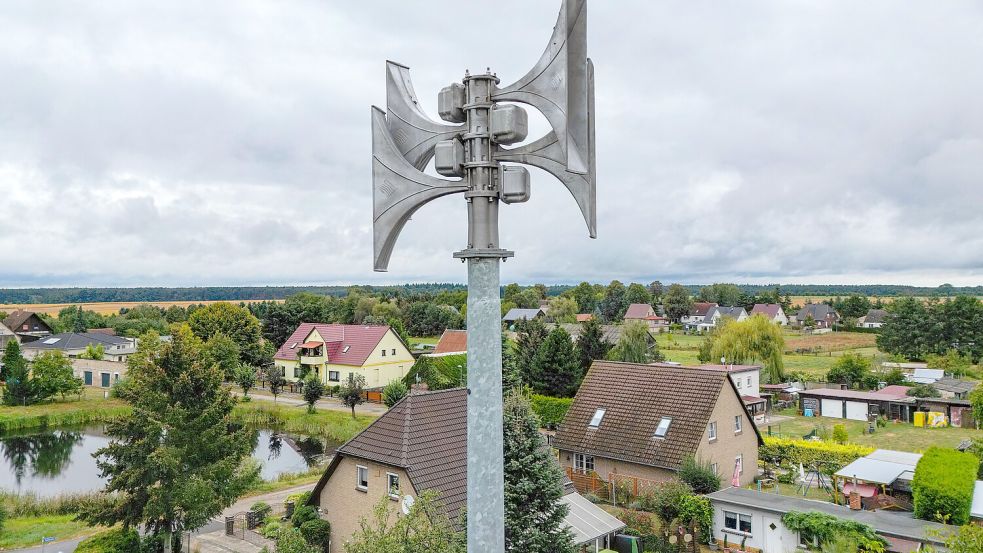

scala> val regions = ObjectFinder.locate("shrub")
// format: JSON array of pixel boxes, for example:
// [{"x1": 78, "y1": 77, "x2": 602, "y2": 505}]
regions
[
  {"x1": 831, "y1": 424, "x2": 848, "y2": 444},
  {"x1": 678, "y1": 456, "x2": 720, "y2": 494},
  {"x1": 529, "y1": 395, "x2": 573, "y2": 427},
  {"x1": 76, "y1": 528, "x2": 141, "y2": 553},
  {"x1": 759, "y1": 437, "x2": 873, "y2": 475},
  {"x1": 678, "y1": 495, "x2": 713, "y2": 544},
  {"x1": 912, "y1": 447, "x2": 979, "y2": 525},
  {"x1": 782, "y1": 511, "x2": 886, "y2": 552},
  {"x1": 636, "y1": 480, "x2": 693, "y2": 528},
  {"x1": 291, "y1": 504, "x2": 319, "y2": 528},
  {"x1": 250, "y1": 501, "x2": 272, "y2": 520},
  {"x1": 382, "y1": 380, "x2": 409, "y2": 408},
  {"x1": 0, "y1": 502, "x2": 6, "y2": 533},
  {"x1": 299, "y1": 518, "x2": 331, "y2": 550},
  {"x1": 260, "y1": 520, "x2": 283, "y2": 539},
  {"x1": 277, "y1": 527, "x2": 319, "y2": 553}
]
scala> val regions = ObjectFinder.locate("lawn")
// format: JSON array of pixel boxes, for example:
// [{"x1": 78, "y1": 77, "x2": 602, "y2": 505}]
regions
[
  {"x1": 233, "y1": 402, "x2": 375, "y2": 443},
  {"x1": 0, "y1": 515, "x2": 100, "y2": 549},
  {"x1": 0, "y1": 389, "x2": 130, "y2": 433},
  {"x1": 763, "y1": 412, "x2": 981, "y2": 453}
]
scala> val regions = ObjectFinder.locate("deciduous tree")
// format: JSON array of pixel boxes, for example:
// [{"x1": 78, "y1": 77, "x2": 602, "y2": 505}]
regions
[
  {"x1": 345, "y1": 491, "x2": 464, "y2": 553},
  {"x1": 303, "y1": 373, "x2": 325, "y2": 413},
  {"x1": 663, "y1": 284, "x2": 693, "y2": 322},
  {"x1": 339, "y1": 373, "x2": 367, "y2": 419},
  {"x1": 607, "y1": 321, "x2": 663, "y2": 364},
  {"x1": 31, "y1": 351, "x2": 82, "y2": 400},
  {"x1": 235, "y1": 365, "x2": 256, "y2": 398},
  {"x1": 707, "y1": 315, "x2": 785, "y2": 383}
]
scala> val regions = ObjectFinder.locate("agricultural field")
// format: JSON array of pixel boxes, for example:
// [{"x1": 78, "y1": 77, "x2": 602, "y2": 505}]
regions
[{"x1": 0, "y1": 299, "x2": 280, "y2": 316}]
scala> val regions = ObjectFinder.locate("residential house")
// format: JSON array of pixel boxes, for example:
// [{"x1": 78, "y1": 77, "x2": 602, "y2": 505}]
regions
[
  {"x1": 308, "y1": 388, "x2": 625, "y2": 553},
  {"x1": 859, "y1": 308, "x2": 888, "y2": 329},
  {"x1": 680, "y1": 302, "x2": 717, "y2": 325},
  {"x1": 797, "y1": 387, "x2": 915, "y2": 422},
  {"x1": 2, "y1": 310, "x2": 53, "y2": 343},
  {"x1": 694, "y1": 306, "x2": 748, "y2": 332},
  {"x1": 555, "y1": 361, "x2": 762, "y2": 488},
  {"x1": 72, "y1": 358, "x2": 128, "y2": 388},
  {"x1": 693, "y1": 364, "x2": 767, "y2": 423},
  {"x1": 932, "y1": 377, "x2": 976, "y2": 400},
  {"x1": 19, "y1": 332, "x2": 137, "y2": 362},
  {"x1": 502, "y1": 307, "x2": 546, "y2": 323},
  {"x1": 622, "y1": 303, "x2": 668, "y2": 332},
  {"x1": 707, "y1": 487, "x2": 951, "y2": 553},
  {"x1": 907, "y1": 368, "x2": 944, "y2": 385},
  {"x1": 274, "y1": 323, "x2": 413, "y2": 388},
  {"x1": 432, "y1": 329, "x2": 467, "y2": 355},
  {"x1": 0, "y1": 323, "x2": 15, "y2": 350},
  {"x1": 749, "y1": 304, "x2": 788, "y2": 326},
  {"x1": 792, "y1": 304, "x2": 839, "y2": 328}
]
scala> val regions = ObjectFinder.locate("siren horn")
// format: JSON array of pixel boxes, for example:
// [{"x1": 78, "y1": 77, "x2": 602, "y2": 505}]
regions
[
  {"x1": 386, "y1": 61, "x2": 465, "y2": 170},
  {"x1": 371, "y1": 106, "x2": 467, "y2": 271},
  {"x1": 492, "y1": 0, "x2": 589, "y2": 175}
]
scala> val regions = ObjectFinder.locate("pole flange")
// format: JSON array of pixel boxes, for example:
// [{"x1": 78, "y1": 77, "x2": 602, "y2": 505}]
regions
[{"x1": 453, "y1": 248, "x2": 514, "y2": 260}]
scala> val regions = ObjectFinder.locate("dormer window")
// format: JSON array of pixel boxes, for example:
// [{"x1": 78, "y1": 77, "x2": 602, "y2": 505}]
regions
[
  {"x1": 588, "y1": 408, "x2": 606, "y2": 428},
  {"x1": 654, "y1": 417, "x2": 671, "y2": 438}
]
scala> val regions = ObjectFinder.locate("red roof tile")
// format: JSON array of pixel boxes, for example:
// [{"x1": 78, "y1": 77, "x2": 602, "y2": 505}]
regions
[
  {"x1": 690, "y1": 302, "x2": 717, "y2": 317},
  {"x1": 624, "y1": 303, "x2": 655, "y2": 320},
  {"x1": 274, "y1": 323, "x2": 393, "y2": 366},
  {"x1": 433, "y1": 329, "x2": 467, "y2": 354},
  {"x1": 576, "y1": 314, "x2": 594, "y2": 322},
  {"x1": 750, "y1": 304, "x2": 782, "y2": 318}
]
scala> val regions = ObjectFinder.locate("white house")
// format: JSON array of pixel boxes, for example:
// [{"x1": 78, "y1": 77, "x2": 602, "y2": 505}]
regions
[
  {"x1": 749, "y1": 304, "x2": 788, "y2": 325},
  {"x1": 695, "y1": 306, "x2": 748, "y2": 332},
  {"x1": 707, "y1": 487, "x2": 951, "y2": 553},
  {"x1": 681, "y1": 302, "x2": 717, "y2": 325},
  {"x1": 859, "y1": 309, "x2": 888, "y2": 329}
]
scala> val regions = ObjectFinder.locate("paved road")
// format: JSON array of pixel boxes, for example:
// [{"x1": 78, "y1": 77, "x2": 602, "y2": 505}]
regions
[{"x1": 7, "y1": 484, "x2": 317, "y2": 553}]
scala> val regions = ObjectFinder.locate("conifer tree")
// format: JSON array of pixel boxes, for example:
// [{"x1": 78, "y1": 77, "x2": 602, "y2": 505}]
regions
[
  {"x1": 503, "y1": 391, "x2": 574, "y2": 553},
  {"x1": 576, "y1": 318, "x2": 610, "y2": 371},
  {"x1": 514, "y1": 318, "x2": 548, "y2": 384},
  {"x1": 1, "y1": 340, "x2": 32, "y2": 405},
  {"x1": 530, "y1": 327, "x2": 581, "y2": 397}
]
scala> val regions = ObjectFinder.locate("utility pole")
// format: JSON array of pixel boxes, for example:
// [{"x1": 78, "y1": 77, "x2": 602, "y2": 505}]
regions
[{"x1": 370, "y1": 2, "x2": 596, "y2": 550}]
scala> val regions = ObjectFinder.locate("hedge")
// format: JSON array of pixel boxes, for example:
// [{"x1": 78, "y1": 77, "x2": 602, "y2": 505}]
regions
[
  {"x1": 402, "y1": 354, "x2": 467, "y2": 391},
  {"x1": 75, "y1": 528, "x2": 140, "y2": 553},
  {"x1": 782, "y1": 511, "x2": 886, "y2": 552},
  {"x1": 759, "y1": 437, "x2": 873, "y2": 475},
  {"x1": 912, "y1": 447, "x2": 979, "y2": 525},
  {"x1": 529, "y1": 395, "x2": 572, "y2": 427}
]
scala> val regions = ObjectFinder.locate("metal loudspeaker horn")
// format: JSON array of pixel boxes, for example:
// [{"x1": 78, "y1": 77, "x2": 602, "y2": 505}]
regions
[
  {"x1": 386, "y1": 61, "x2": 465, "y2": 171},
  {"x1": 493, "y1": 0, "x2": 590, "y2": 175},
  {"x1": 371, "y1": 106, "x2": 467, "y2": 271}
]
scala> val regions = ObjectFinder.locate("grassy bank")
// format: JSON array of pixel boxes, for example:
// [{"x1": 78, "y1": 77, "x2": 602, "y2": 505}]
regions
[
  {"x1": 0, "y1": 389, "x2": 130, "y2": 434},
  {"x1": 0, "y1": 515, "x2": 100, "y2": 549},
  {"x1": 233, "y1": 402, "x2": 374, "y2": 443}
]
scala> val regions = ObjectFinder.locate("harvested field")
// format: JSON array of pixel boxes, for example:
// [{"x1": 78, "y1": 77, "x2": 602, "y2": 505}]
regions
[
  {"x1": 0, "y1": 299, "x2": 280, "y2": 316},
  {"x1": 784, "y1": 331, "x2": 877, "y2": 353}
]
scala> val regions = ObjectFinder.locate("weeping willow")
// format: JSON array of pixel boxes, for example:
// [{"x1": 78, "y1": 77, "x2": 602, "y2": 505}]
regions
[{"x1": 707, "y1": 315, "x2": 785, "y2": 383}]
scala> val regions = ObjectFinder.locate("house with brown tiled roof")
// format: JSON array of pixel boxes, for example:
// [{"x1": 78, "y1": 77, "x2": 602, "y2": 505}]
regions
[
  {"x1": 2, "y1": 310, "x2": 53, "y2": 343},
  {"x1": 623, "y1": 303, "x2": 669, "y2": 332},
  {"x1": 273, "y1": 323, "x2": 413, "y2": 388},
  {"x1": 749, "y1": 304, "x2": 788, "y2": 325},
  {"x1": 555, "y1": 361, "x2": 762, "y2": 487},
  {"x1": 680, "y1": 302, "x2": 717, "y2": 325},
  {"x1": 308, "y1": 388, "x2": 625, "y2": 552},
  {"x1": 432, "y1": 329, "x2": 467, "y2": 355}
]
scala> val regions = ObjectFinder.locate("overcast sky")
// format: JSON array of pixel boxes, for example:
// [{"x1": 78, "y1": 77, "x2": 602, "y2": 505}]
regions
[{"x1": 1, "y1": 1, "x2": 982, "y2": 288}]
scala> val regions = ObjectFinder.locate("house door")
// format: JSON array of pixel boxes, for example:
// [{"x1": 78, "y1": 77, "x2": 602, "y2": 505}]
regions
[
  {"x1": 101, "y1": 373, "x2": 111, "y2": 388},
  {"x1": 762, "y1": 516, "x2": 783, "y2": 552}
]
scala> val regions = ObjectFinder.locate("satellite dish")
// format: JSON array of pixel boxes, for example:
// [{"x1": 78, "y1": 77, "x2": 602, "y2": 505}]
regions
[{"x1": 401, "y1": 495, "x2": 415, "y2": 515}]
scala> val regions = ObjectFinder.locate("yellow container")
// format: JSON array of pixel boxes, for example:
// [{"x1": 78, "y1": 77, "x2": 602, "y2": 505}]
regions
[{"x1": 913, "y1": 412, "x2": 926, "y2": 427}]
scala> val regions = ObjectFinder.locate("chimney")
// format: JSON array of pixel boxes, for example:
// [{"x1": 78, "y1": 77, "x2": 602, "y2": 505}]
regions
[{"x1": 411, "y1": 383, "x2": 429, "y2": 395}]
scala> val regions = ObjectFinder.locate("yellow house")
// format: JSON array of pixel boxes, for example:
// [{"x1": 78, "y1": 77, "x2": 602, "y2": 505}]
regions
[{"x1": 273, "y1": 323, "x2": 414, "y2": 388}]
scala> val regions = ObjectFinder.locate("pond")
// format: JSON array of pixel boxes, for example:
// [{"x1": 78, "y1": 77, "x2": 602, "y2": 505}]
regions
[{"x1": 0, "y1": 425, "x2": 337, "y2": 496}]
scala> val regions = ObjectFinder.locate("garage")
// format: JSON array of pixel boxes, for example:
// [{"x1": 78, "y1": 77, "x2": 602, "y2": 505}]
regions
[
  {"x1": 845, "y1": 401, "x2": 869, "y2": 421},
  {"x1": 821, "y1": 399, "x2": 843, "y2": 418}
]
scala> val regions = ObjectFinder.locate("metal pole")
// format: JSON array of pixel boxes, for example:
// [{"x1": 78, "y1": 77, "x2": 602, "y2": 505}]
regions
[{"x1": 455, "y1": 70, "x2": 509, "y2": 553}]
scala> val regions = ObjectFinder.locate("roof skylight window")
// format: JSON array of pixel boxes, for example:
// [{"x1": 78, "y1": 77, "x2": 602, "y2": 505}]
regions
[{"x1": 588, "y1": 408, "x2": 606, "y2": 428}]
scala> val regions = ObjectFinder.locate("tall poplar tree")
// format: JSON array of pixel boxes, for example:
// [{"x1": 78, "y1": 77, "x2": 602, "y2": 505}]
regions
[{"x1": 80, "y1": 327, "x2": 258, "y2": 552}]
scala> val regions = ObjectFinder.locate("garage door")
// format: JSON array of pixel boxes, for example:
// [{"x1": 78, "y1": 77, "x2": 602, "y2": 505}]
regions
[
  {"x1": 821, "y1": 399, "x2": 843, "y2": 418},
  {"x1": 845, "y1": 401, "x2": 869, "y2": 421}
]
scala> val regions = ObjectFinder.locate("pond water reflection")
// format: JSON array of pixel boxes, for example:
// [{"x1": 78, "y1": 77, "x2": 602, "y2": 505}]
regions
[{"x1": 0, "y1": 425, "x2": 336, "y2": 496}]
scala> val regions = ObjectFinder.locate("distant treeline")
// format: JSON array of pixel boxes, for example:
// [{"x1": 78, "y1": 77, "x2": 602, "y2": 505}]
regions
[{"x1": 0, "y1": 283, "x2": 979, "y2": 304}]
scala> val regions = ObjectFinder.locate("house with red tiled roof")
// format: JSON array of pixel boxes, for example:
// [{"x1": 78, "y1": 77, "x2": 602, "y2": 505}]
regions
[
  {"x1": 432, "y1": 329, "x2": 467, "y2": 355},
  {"x1": 273, "y1": 323, "x2": 414, "y2": 388},
  {"x1": 623, "y1": 303, "x2": 669, "y2": 333},
  {"x1": 749, "y1": 304, "x2": 789, "y2": 325}
]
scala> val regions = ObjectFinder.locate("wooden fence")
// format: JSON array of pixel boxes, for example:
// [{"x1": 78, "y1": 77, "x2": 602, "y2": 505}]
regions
[{"x1": 565, "y1": 467, "x2": 668, "y2": 507}]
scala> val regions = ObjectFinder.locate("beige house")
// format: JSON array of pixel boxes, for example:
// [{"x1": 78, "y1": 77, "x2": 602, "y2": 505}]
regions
[
  {"x1": 309, "y1": 388, "x2": 625, "y2": 553},
  {"x1": 555, "y1": 361, "x2": 763, "y2": 488},
  {"x1": 72, "y1": 358, "x2": 127, "y2": 388},
  {"x1": 274, "y1": 323, "x2": 414, "y2": 388}
]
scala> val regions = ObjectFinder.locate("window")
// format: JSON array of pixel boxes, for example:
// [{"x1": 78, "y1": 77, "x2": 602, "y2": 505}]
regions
[
  {"x1": 329, "y1": 371, "x2": 340, "y2": 382},
  {"x1": 391, "y1": 348, "x2": 396, "y2": 356},
  {"x1": 381, "y1": 349, "x2": 387, "y2": 357},
  {"x1": 708, "y1": 421, "x2": 717, "y2": 441},
  {"x1": 746, "y1": 376, "x2": 752, "y2": 387},
  {"x1": 342, "y1": 345, "x2": 350, "y2": 353},
  {"x1": 654, "y1": 417, "x2": 672, "y2": 438},
  {"x1": 736, "y1": 454, "x2": 744, "y2": 475},
  {"x1": 723, "y1": 511, "x2": 752, "y2": 534},
  {"x1": 588, "y1": 408, "x2": 606, "y2": 428},
  {"x1": 710, "y1": 462, "x2": 718, "y2": 475},
  {"x1": 294, "y1": 367, "x2": 301, "y2": 378},
  {"x1": 387, "y1": 473, "x2": 400, "y2": 498},
  {"x1": 734, "y1": 415, "x2": 743, "y2": 433},
  {"x1": 290, "y1": 342, "x2": 297, "y2": 349},
  {"x1": 280, "y1": 367, "x2": 286, "y2": 378},
  {"x1": 574, "y1": 453, "x2": 594, "y2": 474},
  {"x1": 356, "y1": 465, "x2": 369, "y2": 491},
  {"x1": 736, "y1": 379, "x2": 742, "y2": 389}
]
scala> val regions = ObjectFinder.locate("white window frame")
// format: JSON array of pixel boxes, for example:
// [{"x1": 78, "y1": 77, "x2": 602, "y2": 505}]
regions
[
  {"x1": 386, "y1": 472, "x2": 400, "y2": 499},
  {"x1": 734, "y1": 414, "x2": 743, "y2": 433},
  {"x1": 573, "y1": 453, "x2": 595, "y2": 474},
  {"x1": 588, "y1": 408, "x2": 606, "y2": 428},
  {"x1": 328, "y1": 371, "x2": 340, "y2": 382},
  {"x1": 723, "y1": 510, "x2": 752, "y2": 535},
  {"x1": 710, "y1": 462, "x2": 718, "y2": 475},
  {"x1": 736, "y1": 379, "x2": 742, "y2": 389},
  {"x1": 747, "y1": 376, "x2": 752, "y2": 387},
  {"x1": 356, "y1": 465, "x2": 369, "y2": 491},
  {"x1": 342, "y1": 345, "x2": 350, "y2": 353},
  {"x1": 708, "y1": 421, "x2": 717, "y2": 442},
  {"x1": 654, "y1": 417, "x2": 671, "y2": 438}
]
